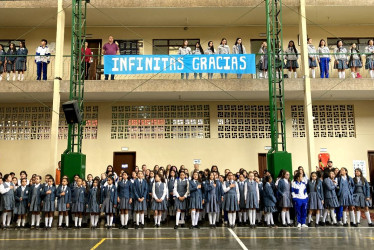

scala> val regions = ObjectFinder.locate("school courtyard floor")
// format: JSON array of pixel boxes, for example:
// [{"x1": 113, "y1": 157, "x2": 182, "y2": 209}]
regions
[{"x1": 1, "y1": 223, "x2": 373, "y2": 250}]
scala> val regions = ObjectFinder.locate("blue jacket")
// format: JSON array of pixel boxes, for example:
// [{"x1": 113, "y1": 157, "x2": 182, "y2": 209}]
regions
[
  {"x1": 263, "y1": 182, "x2": 277, "y2": 207},
  {"x1": 15, "y1": 186, "x2": 30, "y2": 208},
  {"x1": 16, "y1": 48, "x2": 28, "y2": 62},
  {"x1": 87, "y1": 186, "x2": 100, "y2": 205},
  {"x1": 71, "y1": 186, "x2": 86, "y2": 203},
  {"x1": 337, "y1": 176, "x2": 354, "y2": 197},
  {"x1": 56, "y1": 185, "x2": 71, "y2": 204},
  {"x1": 6, "y1": 49, "x2": 16, "y2": 63},
  {"x1": 307, "y1": 180, "x2": 324, "y2": 201},
  {"x1": 353, "y1": 178, "x2": 371, "y2": 198},
  {"x1": 323, "y1": 178, "x2": 338, "y2": 199},
  {"x1": 189, "y1": 180, "x2": 203, "y2": 200},
  {"x1": 133, "y1": 179, "x2": 148, "y2": 200},
  {"x1": 101, "y1": 185, "x2": 118, "y2": 205},
  {"x1": 204, "y1": 180, "x2": 223, "y2": 203},
  {"x1": 41, "y1": 185, "x2": 57, "y2": 202},
  {"x1": 117, "y1": 180, "x2": 133, "y2": 199}
]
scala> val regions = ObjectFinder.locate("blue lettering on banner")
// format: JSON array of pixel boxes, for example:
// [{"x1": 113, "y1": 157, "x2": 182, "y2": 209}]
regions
[{"x1": 104, "y1": 54, "x2": 256, "y2": 75}]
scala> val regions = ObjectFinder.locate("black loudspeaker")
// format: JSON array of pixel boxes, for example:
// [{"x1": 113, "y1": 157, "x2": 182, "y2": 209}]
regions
[{"x1": 62, "y1": 100, "x2": 82, "y2": 124}]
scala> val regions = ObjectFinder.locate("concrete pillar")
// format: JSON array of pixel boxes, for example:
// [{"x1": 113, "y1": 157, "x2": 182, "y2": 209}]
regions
[
  {"x1": 299, "y1": 0, "x2": 316, "y2": 174},
  {"x1": 49, "y1": 0, "x2": 65, "y2": 174}
]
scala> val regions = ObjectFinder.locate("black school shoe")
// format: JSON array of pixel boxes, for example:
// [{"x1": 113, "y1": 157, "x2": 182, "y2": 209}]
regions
[
  {"x1": 174, "y1": 225, "x2": 178, "y2": 229},
  {"x1": 134, "y1": 224, "x2": 139, "y2": 229},
  {"x1": 180, "y1": 224, "x2": 185, "y2": 228},
  {"x1": 124, "y1": 225, "x2": 128, "y2": 229}
]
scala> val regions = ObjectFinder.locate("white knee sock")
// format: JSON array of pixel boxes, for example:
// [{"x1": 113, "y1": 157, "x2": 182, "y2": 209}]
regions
[
  {"x1": 78, "y1": 217, "x2": 82, "y2": 226},
  {"x1": 208, "y1": 213, "x2": 213, "y2": 224},
  {"x1": 141, "y1": 214, "x2": 144, "y2": 224},
  {"x1": 175, "y1": 211, "x2": 180, "y2": 226},
  {"x1": 265, "y1": 213, "x2": 269, "y2": 225},
  {"x1": 288, "y1": 71, "x2": 292, "y2": 78},
  {"x1": 191, "y1": 210, "x2": 196, "y2": 226},
  {"x1": 17, "y1": 219, "x2": 21, "y2": 227},
  {"x1": 212, "y1": 213, "x2": 217, "y2": 224},
  {"x1": 232, "y1": 212, "x2": 237, "y2": 225},
  {"x1": 365, "y1": 211, "x2": 372, "y2": 224},
  {"x1": 94, "y1": 215, "x2": 99, "y2": 226},
  {"x1": 343, "y1": 211, "x2": 347, "y2": 224},
  {"x1": 264, "y1": 71, "x2": 268, "y2": 79},
  {"x1": 216, "y1": 212, "x2": 220, "y2": 222},
  {"x1": 357, "y1": 211, "x2": 361, "y2": 223},
  {"x1": 21, "y1": 218, "x2": 25, "y2": 227},
  {"x1": 65, "y1": 216, "x2": 69, "y2": 227},
  {"x1": 238, "y1": 212, "x2": 242, "y2": 223},
  {"x1": 311, "y1": 69, "x2": 316, "y2": 78},
  {"x1": 195, "y1": 212, "x2": 200, "y2": 225},
  {"x1": 181, "y1": 212, "x2": 185, "y2": 224},
  {"x1": 36, "y1": 214, "x2": 41, "y2": 226},
  {"x1": 338, "y1": 72, "x2": 342, "y2": 79},
  {"x1": 124, "y1": 214, "x2": 129, "y2": 225},
  {"x1": 342, "y1": 71, "x2": 346, "y2": 79},
  {"x1": 106, "y1": 215, "x2": 110, "y2": 226},
  {"x1": 294, "y1": 72, "x2": 297, "y2": 78},
  {"x1": 270, "y1": 213, "x2": 274, "y2": 224},
  {"x1": 228, "y1": 213, "x2": 233, "y2": 225},
  {"x1": 157, "y1": 215, "x2": 162, "y2": 225},
  {"x1": 31, "y1": 214, "x2": 35, "y2": 226},
  {"x1": 121, "y1": 214, "x2": 125, "y2": 226},
  {"x1": 59, "y1": 215, "x2": 63, "y2": 226},
  {"x1": 252, "y1": 210, "x2": 256, "y2": 225},
  {"x1": 243, "y1": 212, "x2": 247, "y2": 223},
  {"x1": 308, "y1": 214, "x2": 312, "y2": 223},
  {"x1": 323, "y1": 210, "x2": 328, "y2": 222},
  {"x1": 281, "y1": 211, "x2": 286, "y2": 225},
  {"x1": 2, "y1": 212, "x2": 7, "y2": 226},
  {"x1": 49, "y1": 217, "x2": 53, "y2": 227},
  {"x1": 316, "y1": 213, "x2": 320, "y2": 224},
  {"x1": 330, "y1": 209, "x2": 337, "y2": 224},
  {"x1": 249, "y1": 210, "x2": 253, "y2": 225},
  {"x1": 350, "y1": 211, "x2": 356, "y2": 224},
  {"x1": 136, "y1": 213, "x2": 140, "y2": 225},
  {"x1": 45, "y1": 217, "x2": 49, "y2": 227},
  {"x1": 370, "y1": 70, "x2": 374, "y2": 79},
  {"x1": 91, "y1": 215, "x2": 95, "y2": 226},
  {"x1": 351, "y1": 72, "x2": 356, "y2": 78},
  {"x1": 286, "y1": 211, "x2": 291, "y2": 224}
]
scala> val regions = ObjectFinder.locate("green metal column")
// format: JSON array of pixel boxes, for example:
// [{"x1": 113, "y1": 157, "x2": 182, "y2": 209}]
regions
[
  {"x1": 61, "y1": 0, "x2": 88, "y2": 182},
  {"x1": 265, "y1": 0, "x2": 292, "y2": 177}
]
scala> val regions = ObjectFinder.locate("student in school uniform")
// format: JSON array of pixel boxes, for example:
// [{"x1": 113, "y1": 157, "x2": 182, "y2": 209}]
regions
[
  {"x1": 334, "y1": 40, "x2": 348, "y2": 79},
  {"x1": 41, "y1": 177, "x2": 57, "y2": 230},
  {"x1": 348, "y1": 43, "x2": 363, "y2": 79},
  {"x1": 101, "y1": 176, "x2": 117, "y2": 229},
  {"x1": 318, "y1": 39, "x2": 330, "y2": 78},
  {"x1": 16, "y1": 41, "x2": 28, "y2": 81},
  {"x1": 307, "y1": 172, "x2": 324, "y2": 227},
  {"x1": 205, "y1": 41, "x2": 215, "y2": 79},
  {"x1": 218, "y1": 38, "x2": 230, "y2": 79},
  {"x1": 0, "y1": 44, "x2": 5, "y2": 81},
  {"x1": 353, "y1": 168, "x2": 373, "y2": 227},
  {"x1": 14, "y1": 178, "x2": 29, "y2": 229},
  {"x1": 205, "y1": 172, "x2": 222, "y2": 228},
  {"x1": 0, "y1": 174, "x2": 15, "y2": 229},
  {"x1": 277, "y1": 171, "x2": 293, "y2": 227},
  {"x1": 56, "y1": 177, "x2": 71, "y2": 229},
  {"x1": 292, "y1": 172, "x2": 309, "y2": 228},
  {"x1": 133, "y1": 171, "x2": 148, "y2": 229},
  {"x1": 263, "y1": 175, "x2": 277, "y2": 228},
  {"x1": 222, "y1": 172, "x2": 240, "y2": 228},
  {"x1": 151, "y1": 174, "x2": 168, "y2": 228},
  {"x1": 232, "y1": 38, "x2": 246, "y2": 79},
  {"x1": 71, "y1": 178, "x2": 86, "y2": 229},
  {"x1": 321, "y1": 170, "x2": 339, "y2": 226},
  {"x1": 117, "y1": 172, "x2": 132, "y2": 229},
  {"x1": 307, "y1": 38, "x2": 318, "y2": 78},
  {"x1": 337, "y1": 167, "x2": 356, "y2": 227},
  {"x1": 179, "y1": 40, "x2": 192, "y2": 80},
  {"x1": 6, "y1": 43, "x2": 17, "y2": 81},
  {"x1": 167, "y1": 170, "x2": 177, "y2": 218},
  {"x1": 86, "y1": 179, "x2": 100, "y2": 229},
  {"x1": 285, "y1": 40, "x2": 299, "y2": 78},
  {"x1": 192, "y1": 42, "x2": 204, "y2": 80},
  {"x1": 258, "y1": 41, "x2": 268, "y2": 79},
  {"x1": 237, "y1": 174, "x2": 247, "y2": 226},
  {"x1": 174, "y1": 171, "x2": 189, "y2": 229},
  {"x1": 245, "y1": 172, "x2": 259, "y2": 228},
  {"x1": 365, "y1": 39, "x2": 374, "y2": 79},
  {"x1": 255, "y1": 176, "x2": 264, "y2": 225},
  {"x1": 147, "y1": 171, "x2": 155, "y2": 221},
  {"x1": 28, "y1": 175, "x2": 43, "y2": 229},
  {"x1": 35, "y1": 39, "x2": 50, "y2": 81},
  {"x1": 189, "y1": 171, "x2": 204, "y2": 229}
]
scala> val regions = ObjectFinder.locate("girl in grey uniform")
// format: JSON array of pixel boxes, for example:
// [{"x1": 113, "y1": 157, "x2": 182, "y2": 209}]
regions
[
  {"x1": 205, "y1": 41, "x2": 215, "y2": 79},
  {"x1": 348, "y1": 43, "x2": 362, "y2": 79},
  {"x1": 263, "y1": 175, "x2": 277, "y2": 228},
  {"x1": 189, "y1": 171, "x2": 204, "y2": 229},
  {"x1": 218, "y1": 38, "x2": 230, "y2": 79},
  {"x1": 151, "y1": 174, "x2": 168, "y2": 228},
  {"x1": 285, "y1": 40, "x2": 299, "y2": 78},
  {"x1": 307, "y1": 172, "x2": 324, "y2": 227},
  {"x1": 192, "y1": 42, "x2": 204, "y2": 79},
  {"x1": 16, "y1": 41, "x2": 28, "y2": 81},
  {"x1": 205, "y1": 172, "x2": 222, "y2": 228},
  {"x1": 334, "y1": 40, "x2": 348, "y2": 79},
  {"x1": 56, "y1": 177, "x2": 71, "y2": 229},
  {"x1": 245, "y1": 172, "x2": 259, "y2": 228},
  {"x1": 87, "y1": 179, "x2": 100, "y2": 229},
  {"x1": 29, "y1": 175, "x2": 43, "y2": 229},
  {"x1": 117, "y1": 172, "x2": 132, "y2": 229},
  {"x1": 365, "y1": 39, "x2": 374, "y2": 79},
  {"x1": 258, "y1": 42, "x2": 268, "y2": 78},
  {"x1": 167, "y1": 170, "x2": 177, "y2": 217},
  {"x1": 6, "y1": 43, "x2": 17, "y2": 81},
  {"x1": 307, "y1": 38, "x2": 317, "y2": 78},
  {"x1": 101, "y1": 176, "x2": 117, "y2": 229},
  {"x1": 178, "y1": 40, "x2": 191, "y2": 80},
  {"x1": 0, "y1": 174, "x2": 15, "y2": 229},
  {"x1": 237, "y1": 174, "x2": 247, "y2": 226},
  {"x1": 223, "y1": 172, "x2": 240, "y2": 228},
  {"x1": 353, "y1": 168, "x2": 373, "y2": 226},
  {"x1": 232, "y1": 38, "x2": 246, "y2": 79},
  {"x1": 277, "y1": 171, "x2": 293, "y2": 227},
  {"x1": 14, "y1": 178, "x2": 29, "y2": 229},
  {"x1": 337, "y1": 167, "x2": 356, "y2": 227},
  {"x1": 173, "y1": 171, "x2": 189, "y2": 229},
  {"x1": 321, "y1": 171, "x2": 339, "y2": 226},
  {"x1": 41, "y1": 177, "x2": 57, "y2": 229},
  {"x1": 71, "y1": 178, "x2": 86, "y2": 229},
  {"x1": 0, "y1": 45, "x2": 5, "y2": 81}
]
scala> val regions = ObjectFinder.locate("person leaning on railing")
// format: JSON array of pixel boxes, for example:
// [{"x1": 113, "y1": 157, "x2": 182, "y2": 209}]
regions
[
  {"x1": 16, "y1": 41, "x2": 28, "y2": 81},
  {"x1": 82, "y1": 41, "x2": 92, "y2": 80},
  {"x1": 178, "y1": 40, "x2": 192, "y2": 80},
  {"x1": 35, "y1": 39, "x2": 50, "y2": 81},
  {"x1": 102, "y1": 35, "x2": 119, "y2": 81},
  {"x1": 6, "y1": 43, "x2": 17, "y2": 81}
]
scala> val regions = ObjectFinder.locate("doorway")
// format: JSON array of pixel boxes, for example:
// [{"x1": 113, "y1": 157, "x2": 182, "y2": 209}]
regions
[
  {"x1": 113, "y1": 152, "x2": 136, "y2": 176},
  {"x1": 86, "y1": 39, "x2": 102, "y2": 80},
  {"x1": 368, "y1": 151, "x2": 374, "y2": 184},
  {"x1": 258, "y1": 153, "x2": 267, "y2": 177}
]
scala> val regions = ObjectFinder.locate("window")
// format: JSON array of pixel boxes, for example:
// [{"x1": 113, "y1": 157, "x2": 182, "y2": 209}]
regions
[
  {"x1": 291, "y1": 104, "x2": 355, "y2": 138},
  {"x1": 153, "y1": 39, "x2": 200, "y2": 55},
  {"x1": 116, "y1": 40, "x2": 141, "y2": 55},
  {"x1": 327, "y1": 37, "x2": 373, "y2": 52},
  {"x1": 217, "y1": 104, "x2": 271, "y2": 139},
  {"x1": 111, "y1": 105, "x2": 210, "y2": 139}
]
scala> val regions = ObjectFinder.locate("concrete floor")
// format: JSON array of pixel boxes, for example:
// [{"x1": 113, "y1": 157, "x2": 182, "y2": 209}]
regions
[{"x1": 1, "y1": 225, "x2": 374, "y2": 250}]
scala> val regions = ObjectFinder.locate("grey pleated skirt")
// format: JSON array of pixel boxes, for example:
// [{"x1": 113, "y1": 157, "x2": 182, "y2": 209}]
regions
[
  {"x1": 134, "y1": 199, "x2": 147, "y2": 211},
  {"x1": 205, "y1": 196, "x2": 220, "y2": 213},
  {"x1": 14, "y1": 203, "x2": 27, "y2": 215},
  {"x1": 348, "y1": 59, "x2": 362, "y2": 68},
  {"x1": 101, "y1": 198, "x2": 116, "y2": 213},
  {"x1": 246, "y1": 193, "x2": 259, "y2": 209},
  {"x1": 264, "y1": 206, "x2": 277, "y2": 213},
  {"x1": 324, "y1": 197, "x2": 340, "y2": 208},
  {"x1": 353, "y1": 193, "x2": 370, "y2": 208},
  {"x1": 365, "y1": 58, "x2": 374, "y2": 69},
  {"x1": 16, "y1": 60, "x2": 27, "y2": 71},
  {"x1": 223, "y1": 193, "x2": 239, "y2": 211},
  {"x1": 309, "y1": 58, "x2": 318, "y2": 67},
  {"x1": 174, "y1": 198, "x2": 188, "y2": 210},
  {"x1": 259, "y1": 59, "x2": 268, "y2": 70},
  {"x1": 119, "y1": 198, "x2": 132, "y2": 210},
  {"x1": 279, "y1": 193, "x2": 293, "y2": 208},
  {"x1": 189, "y1": 196, "x2": 203, "y2": 210},
  {"x1": 286, "y1": 60, "x2": 299, "y2": 68},
  {"x1": 339, "y1": 193, "x2": 354, "y2": 207},
  {"x1": 42, "y1": 200, "x2": 55, "y2": 212},
  {"x1": 334, "y1": 59, "x2": 348, "y2": 69},
  {"x1": 308, "y1": 192, "x2": 323, "y2": 210},
  {"x1": 6, "y1": 62, "x2": 15, "y2": 72},
  {"x1": 151, "y1": 199, "x2": 167, "y2": 211},
  {"x1": 29, "y1": 197, "x2": 41, "y2": 212},
  {"x1": 3, "y1": 194, "x2": 15, "y2": 210},
  {"x1": 71, "y1": 201, "x2": 85, "y2": 213},
  {"x1": 57, "y1": 200, "x2": 69, "y2": 212},
  {"x1": 87, "y1": 200, "x2": 100, "y2": 213}
]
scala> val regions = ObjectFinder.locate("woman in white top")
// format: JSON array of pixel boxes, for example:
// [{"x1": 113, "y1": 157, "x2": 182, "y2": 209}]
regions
[
  {"x1": 365, "y1": 39, "x2": 374, "y2": 79},
  {"x1": 204, "y1": 41, "x2": 215, "y2": 79},
  {"x1": 348, "y1": 43, "x2": 362, "y2": 79},
  {"x1": 307, "y1": 38, "x2": 318, "y2": 78},
  {"x1": 192, "y1": 42, "x2": 204, "y2": 79},
  {"x1": 317, "y1": 39, "x2": 330, "y2": 78},
  {"x1": 178, "y1": 40, "x2": 191, "y2": 80},
  {"x1": 218, "y1": 38, "x2": 230, "y2": 79},
  {"x1": 232, "y1": 38, "x2": 246, "y2": 79},
  {"x1": 333, "y1": 40, "x2": 348, "y2": 79}
]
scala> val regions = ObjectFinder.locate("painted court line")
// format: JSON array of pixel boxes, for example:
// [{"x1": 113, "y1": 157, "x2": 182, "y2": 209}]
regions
[
  {"x1": 91, "y1": 238, "x2": 106, "y2": 250},
  {"x1": 228, "y1": 228, "x2": 248, "y2": 250}
]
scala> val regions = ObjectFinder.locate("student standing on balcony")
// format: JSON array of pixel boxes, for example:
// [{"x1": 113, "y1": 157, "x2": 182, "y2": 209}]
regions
[
  {"x1": 348, "y1": 43, "x2": 362, "y2": 79},
  {"x1": 35, "y1": 39, "x2": 50, "y2": 81},
  {"x1": 178, "y1": 40, "x2": 191, "y2": 80},
  {"x1": 334, "y1": 40, "x2": 348, "y2": 79},
  {"x1": 307, "y1": 38, "x2": 317, "y2": 79},
  {"x1": 218, "y1": 38, "x2": 230, "y2": 79},
  {"x1": 0, "y1": 44, "x2": 5, "y2": 81},
  {"x1": 205, "y1": 41, "x2": 215, "y2": 79},
  {"x1": 232, "y1": 38, "x2": 246, "y2": 79},
  {"x1": 258, "y1": 42, "x2": 268, "y2": 79},
  {"x1": 193, "y1": 42, "x2": 204, "y2": 79},
  {"x1": 285, "y1": 40, "x2": 299, "y2": 78},
  {"x1": 102, "y1": 35, "x2": 119, "y2": 80},
  {"x1": 6, "y1": 43, "x2": 17, "y2": 81},
  {"x1": 364, "y1": 39, "x2": 374, "y2": 79},
  {"x1": 16, "y1": 41, "x2": 28, "y2": 81},
  {"x1": 82, "y1": 41, "x2": 92, "y2": 80},
  {"x1": 317, "y1": 39, "x2": 330, "y2": 78}
]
